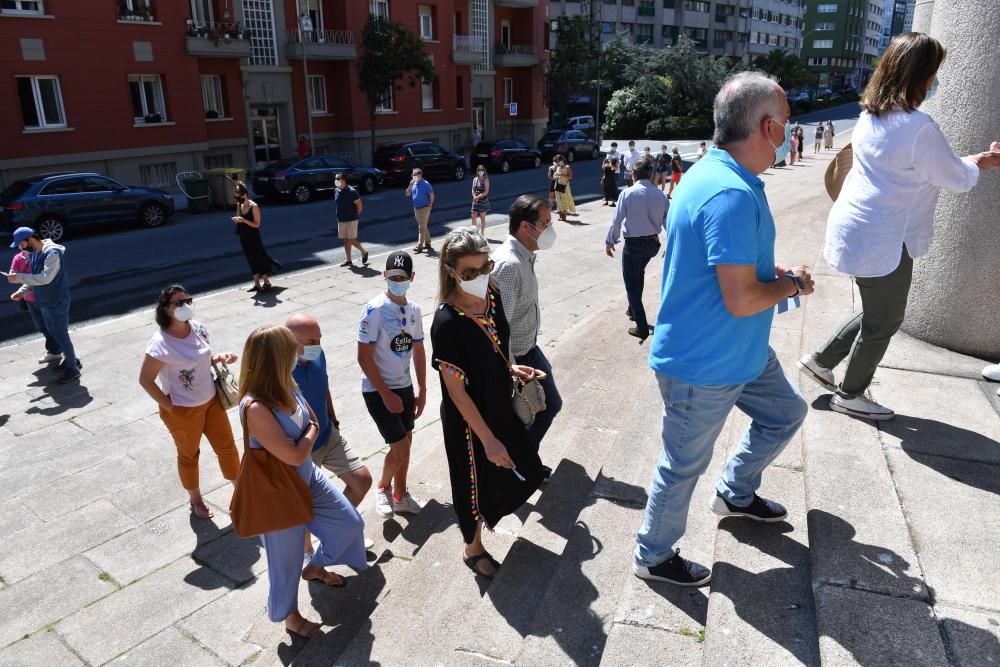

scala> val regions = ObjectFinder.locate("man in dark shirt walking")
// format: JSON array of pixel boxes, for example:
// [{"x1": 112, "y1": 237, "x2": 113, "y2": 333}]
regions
[{"x1": 335, "y1": 173, "x2": 368, "y2": 268}]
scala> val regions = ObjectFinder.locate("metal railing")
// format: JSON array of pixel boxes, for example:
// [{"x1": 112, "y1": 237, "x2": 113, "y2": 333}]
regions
[
  {"x1": 495, "y1": 43, "x2": 536, "y2": 56},
  {"x1": 287, "y1": 28, "x2": 354, "y2": 45},
  {"x1": 186, "y1": 20, "x2": 251, "y2": 40},
  {"x1": 453, "y1": 34, "x2": 485, "y2": 52}
]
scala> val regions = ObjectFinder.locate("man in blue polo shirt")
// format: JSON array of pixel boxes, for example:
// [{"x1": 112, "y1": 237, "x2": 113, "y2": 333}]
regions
[
  {"x1": 405, "y1": 168, "x2": 435, "y2": 253},
  {"x1": 633, "y1": 72, "x2": 815, "y2": 587},
  {"x1": 334, "y1": 173, "x2": 368, "y2": 268}
]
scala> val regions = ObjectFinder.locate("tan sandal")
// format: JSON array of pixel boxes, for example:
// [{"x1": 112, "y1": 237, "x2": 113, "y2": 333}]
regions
[
  {"x1": 189, "y1": 500, "x2": 214, "y2": 519},
  {"x1": 285, "y1": 618, "x2": 321, "y2": 639},
  {"x1": 301, "y1": 567, "x2": 345, "y2": 588}
]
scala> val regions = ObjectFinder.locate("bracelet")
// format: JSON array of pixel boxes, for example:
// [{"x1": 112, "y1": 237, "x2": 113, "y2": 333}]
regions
[{"x1": 782, "y1": 274, "x2": 801, "y2": 297}]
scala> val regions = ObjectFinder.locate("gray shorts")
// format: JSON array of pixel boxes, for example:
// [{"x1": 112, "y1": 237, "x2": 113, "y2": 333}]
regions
[{"x1": 310, "y1": 426, "x2": 364, "y2": 476}]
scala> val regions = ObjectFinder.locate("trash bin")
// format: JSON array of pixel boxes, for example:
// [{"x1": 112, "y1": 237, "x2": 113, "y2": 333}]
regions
[
  {"x1": 183, "y1": 176, "x2": 211, "y2": 213},
  {"x1": 206, "y1": 168, "x2": 248, "y2": 208}
]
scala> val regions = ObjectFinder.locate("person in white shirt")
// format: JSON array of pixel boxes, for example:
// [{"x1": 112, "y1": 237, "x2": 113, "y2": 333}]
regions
[
  {"x1": 607, "y1": 142, "x2": 623, "y2": 178},
  {"x1": 358, "y1": 251, "x2": 428, "y2": 519},
  {"x1": 623, "y1": 141, "x2": 641, "y2": 186},
  {"x1": 798, "y1": 33, "x2": 1000, "y2": 421}
]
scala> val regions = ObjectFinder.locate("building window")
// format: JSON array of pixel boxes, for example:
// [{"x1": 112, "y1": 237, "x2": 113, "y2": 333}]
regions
[
  {"x1": 189, "y1": 0, "x2": 213, "y2": 23},
  {"x1": 637, "y1": 23, "x2": 653, "y2": 44},
  {"x1": 683, "y1": 0, "x2": 710, "y2": 12},
  {"x1": 638, "y1": 0, "x2": 655, "y2": 16},
  {"x1": 662, "y1": 0, "x2": 674, "y2": 7},
  {"x1": 119, "y1": 0, "x2": 155, "y2": 20},
  {"x1": 370, "y1": 0, "x2": 389, "y2": 19},
  {"x1": 308, "y1": 75, "x2": 327, "y2": 113},
  {"x1": 816, "y1": 21, "x2": 835, "y2": 30},
  {"x1": 602, "y1": 22, "x2": 613, "y2": 33},
  {"x1": 817, "y1": 3, "x2": 838, "y2": 12},
  {"x1": 714, "y1": 29, "x2": 733, "y2": 47},
  {"x1": 683, "y1": 26, "x2": 708, "y2": 46},
  {"x1": 139, "y1": 162, "x2": 177, "y2": 189},
  {"x1": 1, "y1": 0, "x2": 44, "y2": 14},
  {"x1": 376, "y1": 86, "x2": 394, "y2": 112},
  {"x1": 813, "y1": 39, "x2": 834, "y2": 48},
  {"x1": 15, "y1": 75, "x2": 66, "y2": 129},
  {"x1": 470, "y1": 0, "x2": 489, "y2": 71},
  {"x1": 456, "y1": 75, "x2": 464, "y2": 109},
  {"x1": 200, "y1": 74, "x2": 226, "y2": 118},
  {"x1": 244, "y1": 0, "x2": 278, "y2": 66},
  {"x1": 502, "y1": 77, "x2": 512, "y2": 107},
  {"x1": 500, "y1": 19, "x2": 511, "y2": 47},
  {"x1": 418, "y1": 4, "x2": 433, "y2": 39},
  {"x1": 129, "y1": 74, "x2": 167, "y2": 122},
  {"x1": 421, "y1": 55, "x2": 436, "y2": 110}
]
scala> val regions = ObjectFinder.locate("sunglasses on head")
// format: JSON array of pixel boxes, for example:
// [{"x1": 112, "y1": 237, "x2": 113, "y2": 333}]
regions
[
  {"x1": 170, "y1": 297, "x2": 193, "y2": 306},
  {"x1": 452, "y1": 258, "x2": 494, "y2": 282}
]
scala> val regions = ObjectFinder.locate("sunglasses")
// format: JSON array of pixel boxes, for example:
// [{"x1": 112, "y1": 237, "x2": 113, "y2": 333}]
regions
[
  {"x1": 452, "y1": 258, "x2": 494, "y2": 282},
  {"x1": 170, "y1": 297, "x2": 193, "y2": 306}
]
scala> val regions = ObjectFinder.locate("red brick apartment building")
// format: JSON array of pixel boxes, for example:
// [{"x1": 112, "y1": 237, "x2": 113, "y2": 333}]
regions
[{"x1": 0, "y1": 0, "x2": 548, "y2": 193}]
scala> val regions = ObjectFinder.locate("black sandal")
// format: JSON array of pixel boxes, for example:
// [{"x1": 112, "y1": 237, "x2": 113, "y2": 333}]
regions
[{"x1": 463, "y1": 551, "x2": 501, "y2": 580}]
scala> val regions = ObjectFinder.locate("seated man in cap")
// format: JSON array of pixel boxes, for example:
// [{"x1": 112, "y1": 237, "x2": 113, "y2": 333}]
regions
[{"x1": 357, "y1": 251, "x2": 427, "y2": 520}]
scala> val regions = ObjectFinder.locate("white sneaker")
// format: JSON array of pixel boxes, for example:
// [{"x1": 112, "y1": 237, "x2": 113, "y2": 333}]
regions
[
  {"x1": 374, "y1": 487, "x2": 394, "y2": 518},
  {"x1": 797, "y1": 354, "x2": 837, "y2": 391},
  {"x1": 364, "y1": 536, "x2": 375, "y2": 550},
  {"x1": 982, "y1": 363, "x2": 1000, "y2": 382},
  {"x1": 39, "y1": 352, "x2": 62, "y2": 364},
  {"x1": 829, "y1": 394, "x2": 894, "y2": 421},
  {"x1": 392, "y1": 492, "x2": 425, "y2": 515}
]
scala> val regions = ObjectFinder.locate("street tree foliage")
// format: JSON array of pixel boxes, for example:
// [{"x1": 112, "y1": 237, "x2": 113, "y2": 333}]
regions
[
  {"x1": 546, "y1": 13, "x2": 601, "y2": 123},
  {"x1": 752, "y1": 48, "x2": 814, "y2": 89},
  {"x1": 358, "y1": 16, "x2": 435, "y2": 160}
]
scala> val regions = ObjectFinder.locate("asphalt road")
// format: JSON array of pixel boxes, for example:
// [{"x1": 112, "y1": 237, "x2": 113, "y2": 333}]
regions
[{"x1": 2, "y1": 102, "x2": 860, "y2": 345}]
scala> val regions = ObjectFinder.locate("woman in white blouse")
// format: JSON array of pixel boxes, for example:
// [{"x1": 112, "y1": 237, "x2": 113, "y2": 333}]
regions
[
  {"x1": 798, "y1": 32, "x2": 1000, "y2": 421},
  {"x1": 139, "y1": 284, "x2": 241, "y2": 518}
]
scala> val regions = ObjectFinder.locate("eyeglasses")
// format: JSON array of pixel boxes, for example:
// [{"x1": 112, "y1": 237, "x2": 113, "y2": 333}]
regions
[
  {"x1": 452, "y1": 258, "x2": 494, "y2": 282},
  {"x1": 170, "y1": 297, "x2": 193, "y2": 306}
]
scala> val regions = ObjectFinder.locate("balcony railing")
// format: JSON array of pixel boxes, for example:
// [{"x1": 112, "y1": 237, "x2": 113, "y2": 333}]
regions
[
  {"x1": 494, "y1": 43, "x2": 539, "y2": 67},
  {"x1": 186, "y1": 20, "x2": 252, "y2": 41},
  {"x1": 287, "y1": 28, "x2": 354, "y2": 46},
  {"x1": 452, "y1": 34, "x2": 485, "y2": 65},
  {"x1": 496, "y1": 43, "x2": 536, "y2": 56},
  {"x1": 117, "y1": 0, "x2": 156, "y2": 21}
]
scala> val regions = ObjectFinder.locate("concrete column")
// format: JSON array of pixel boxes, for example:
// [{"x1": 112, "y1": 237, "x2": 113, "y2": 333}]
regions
[
  {"x1": 901, "y1": 1, "x2": 1000, "y2": 358},
  {"x1": 910, "y1": 0, "x2": 935, "y2": 33}
]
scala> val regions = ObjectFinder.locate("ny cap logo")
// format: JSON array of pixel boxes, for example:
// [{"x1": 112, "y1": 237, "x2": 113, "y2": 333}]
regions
[{"x1": 393, "y1": 256, "x2": 405, "y2": 268}]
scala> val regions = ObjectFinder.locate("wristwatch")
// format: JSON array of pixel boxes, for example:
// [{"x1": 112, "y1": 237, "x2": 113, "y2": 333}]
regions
[{"x1": 783, "y1": 273, "x2": 805, "y2": 296}]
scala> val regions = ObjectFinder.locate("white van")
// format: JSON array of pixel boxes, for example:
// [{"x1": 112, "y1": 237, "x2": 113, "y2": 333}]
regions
[{"x1": 563, "y1": 115, "x2": 595, "y2": 132}]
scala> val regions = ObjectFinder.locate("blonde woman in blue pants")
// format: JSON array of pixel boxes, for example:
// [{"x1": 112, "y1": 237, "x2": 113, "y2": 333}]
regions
[{"x1": 240, "y1": 325, "x2": 367, "y2": 639}]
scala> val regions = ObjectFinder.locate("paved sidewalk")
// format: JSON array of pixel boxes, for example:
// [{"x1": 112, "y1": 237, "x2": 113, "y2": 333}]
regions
[{"x1": 1, "y1": 141, "x2": 998, "y2": 666}]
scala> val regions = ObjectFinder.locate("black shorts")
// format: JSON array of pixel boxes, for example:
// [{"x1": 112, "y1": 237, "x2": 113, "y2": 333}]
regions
[
  {"x1": 363, "y1": 386, "x2": 416, "y2": 444},
  {"x1": 549, "y1": 180, "x2": 556, "y2": 193}
]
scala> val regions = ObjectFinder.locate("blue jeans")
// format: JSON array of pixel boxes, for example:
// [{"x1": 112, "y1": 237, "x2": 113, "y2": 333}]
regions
[
  {"x1": 622, "y1": 236, "x2": 661, "y2": 332},
  {"x1": 515, "y1": 345, "x2": 563, "y2": 450},
  {"x1": 634, "y1": 348, "x2": 807, "y2": 568},
  {"x1": 36, "y1": 302, "x2": 78, "y2": 368},
  {"x1": 26, "y1": 301, "x2": 60, "y2": 355}
]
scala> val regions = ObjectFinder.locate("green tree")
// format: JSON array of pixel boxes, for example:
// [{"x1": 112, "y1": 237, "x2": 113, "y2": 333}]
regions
[
  {"x1": 357, "y1": 16, "x2": 435, "y2": 160},
  {"x1": 602, "y1": 86, "x2": 654, "y2": 137},
  {"x1": 546, "y1": 13, "x2": 600, "y2": 124},
  {"x1": 752, "y1": 48, "x2": 814, "y2": 90}
]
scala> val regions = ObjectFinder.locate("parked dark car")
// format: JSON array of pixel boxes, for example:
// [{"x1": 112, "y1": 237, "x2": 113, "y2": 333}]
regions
[
  {"x1": 537, "y1": 130, "x2": 600, "y2": 162},
  {"x1": 0, "y1": 172, "x2": 175, "y2": 242},
  {"x1": 470, "y1": 139, "x2": 542, "y2": 173},
  {"x1": 373, "y1": 142, "x2": 467, "y2": 183},
  {"x1": 252, "y1": 155, "x2": 384, "y2": 204}
]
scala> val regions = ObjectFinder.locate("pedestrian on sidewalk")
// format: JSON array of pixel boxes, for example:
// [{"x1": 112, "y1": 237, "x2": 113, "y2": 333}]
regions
[
  {"x1": 431, "y1": 227, "x2": 546, "y2": 579},
  {"x1": 604, "y1": 156, "x2": 667, "y2": 343},
  {"x1": 634, "y1": 71, "x2": 815, "y2": 587},
  {"x1": 824, "y1": 120, "x2": 835, "y2": 150},
  {"x1": 296, "y1": 135, "x2": 311, "y2": 158},
  {"x1": 232, "y1": 182, "x2": 280, "y2": 292},
  {"x1": 406, "y1": 168, "x2": 435, "y2": 254},
  {"x1": 654, "y1": 144, "x2": 672, "y2": 190},
  {"x1": 696, "y1": 142, "x2": 708, "y2": 160},
  {"x1": 138, "y1": 284, "x2": 241, "y2": 519},
  {"x1": 547, "y1": 156, "x2": 559, "y2": 209},
  {"x1": 796, "y1": 127, "x2": 805, "y2": 161},
  {"x1": 607, "y1": 141, "x2": 623, "y2": 182},
  {"x1": 813, "y1": 125, "x2": 823, "y2": 153},
  {"x1": 789, "y1": 130, "x2": 798, "y2": 166},
  {"x1": 799, "y1": 33, "x2": 1000, "y2": 421},
  {"x1": 623, "y1": 141, "x2": 641, "y2": 186},
  {"x1": 239, "y1": 325, "x2": 367, "y2": 640},
  {"x1": 8, "y1": 227, "x2": 81, "y2": 383},
  {"x1": 358, "y1": 251, "x2": 428, "y2": 521},
  {"x1": 492, "y1": 194, "x2": 563, "y2": 461},
  {"x1": 288, "y1": 312, "x2": 375, "y2": 558},
  {"x1": 9, "y1": 242, "x2": 59, "y2": 364},
  {"x1": 667, "y1": 147, "x2": 685, "y2": 198},
  {"x1": 470, "y1": 165, "x2": 491, "y2": 234},
  {"x1": 554, "y1": 156, "x2": 576, "y2": 221},
  {"x1": 601, "y1": 158, "x2": 620, "y2": 206},
  {"x1": 335, "y1": 173, "x2": 369, "y2": 268}
]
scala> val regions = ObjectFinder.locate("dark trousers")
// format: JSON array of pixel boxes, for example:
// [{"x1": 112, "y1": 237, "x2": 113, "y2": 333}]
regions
[
  {"x1": 622, "y1": 236, "x2": 661, "y2": 333},
  {"x1": 515, "y1": 345, "x2": 563, "y2": 450},
  {"x1": 814, "y1": 246, "x2": 913, "y2": 398},
  {"x1": 26, "y1": 300, "x2": 60, "y2": 354}
]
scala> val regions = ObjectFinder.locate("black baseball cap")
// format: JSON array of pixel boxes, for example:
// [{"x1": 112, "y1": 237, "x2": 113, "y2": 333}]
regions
[{"x1": 385, "y1": 251, "x2": 413, "y2": 278}]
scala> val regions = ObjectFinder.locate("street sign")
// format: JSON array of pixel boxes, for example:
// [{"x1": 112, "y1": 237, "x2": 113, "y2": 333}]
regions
[{"x1": 509, "y1": 102, "x2": 518, "y2": 116}]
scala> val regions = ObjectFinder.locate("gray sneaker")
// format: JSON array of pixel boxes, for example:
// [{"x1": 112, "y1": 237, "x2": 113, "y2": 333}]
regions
[
  {"x1": 374, "y1": 488, "x2": 394, "y2": 519},
  {"x1": 829, "y1": 394, "x2": 894, "y2": 421},
  {"x1": 797, "y1": 354, "x2": 836, "y2": 391}
]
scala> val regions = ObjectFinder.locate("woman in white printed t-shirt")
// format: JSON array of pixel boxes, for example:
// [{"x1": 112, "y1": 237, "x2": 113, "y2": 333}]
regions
[
  {"x1": 139, "y1": 284, "x2": 241, "y2": 519},
  {"x1": 797, "y1": 33, "x2": 1000, "y2": 422}
]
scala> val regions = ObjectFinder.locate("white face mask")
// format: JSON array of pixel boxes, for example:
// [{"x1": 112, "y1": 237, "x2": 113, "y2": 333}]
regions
[
  {"x1": 173, "y1": 303, "x2": 194, "y2": 322},
  {"x1": 458, "y1": 273, "x2": 490, "y2": 299},
  {"x1": 299, "y1": 344, "x2": 322, "y2": 362},
  {"x1": 533, "y1": 224, "x2": 557, "y2": 251},
  {"x1": 387, "y1": 279, "x2": 411, "y2": 297}
]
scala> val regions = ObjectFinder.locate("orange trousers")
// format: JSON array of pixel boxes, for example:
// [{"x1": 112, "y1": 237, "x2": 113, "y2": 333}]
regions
[{"x1": 159, "y1": 396, "x2": 240, "y2": 490}]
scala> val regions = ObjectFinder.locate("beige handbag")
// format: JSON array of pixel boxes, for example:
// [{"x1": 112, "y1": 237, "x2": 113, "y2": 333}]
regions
[
  {"x1": 825, "y1": 143, "x2": 853, "y2": 201},
  {"x1": 212, "y1": 361, "x2": 240, "y2": 410},
  {"x1": 469, "y1": 316, "x2": 547, "y2": 426}
]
